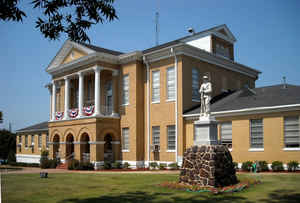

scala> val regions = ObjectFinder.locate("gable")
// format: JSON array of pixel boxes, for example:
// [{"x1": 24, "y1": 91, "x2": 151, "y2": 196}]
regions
[
  {"x1": 217, "y1": 28, "x2": 228, "y2": 37},
  {"x1": 46, "y1": 40, "x2": 96, "y2": 71},
  {"x1": 62, "y1": 48, "x2": 87, "y2": 65}
]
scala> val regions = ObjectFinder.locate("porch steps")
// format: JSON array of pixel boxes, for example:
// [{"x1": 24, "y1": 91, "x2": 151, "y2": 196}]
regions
[{"x1": 56, "y1": 163, "x2": 68, "y2": 170}]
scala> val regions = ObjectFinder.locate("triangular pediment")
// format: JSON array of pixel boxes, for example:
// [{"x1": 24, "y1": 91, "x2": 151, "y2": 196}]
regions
[
  {"x1": 46, "y1": 40, "x2": 96, "y2": 71},
  {"x1": 212, "y1": 25, "x2": 237, "y2": 42},
  {"x1": 217, "y1": 28, "x2": 228, "y2": 37}
]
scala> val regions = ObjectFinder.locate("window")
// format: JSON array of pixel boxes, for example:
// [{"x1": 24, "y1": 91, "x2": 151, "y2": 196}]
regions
[
  {"x1": 216, "y1": 43, "x2": 230, "y2": 59},
  {"x1": 105, "y1": 80, "x2": 113, "y2": 114},
  {"x1": 152, "y1": 71, "x2": 160, "y2": 102},
  {"x1": 192, "y1": 68, "x2": 200, "y2": 101},
  {"x1": 167, "y1": 125, "x2": 176, "y2": 150},
  {"x1": 25, "y1": 135, "x2": 28, "y2": 148},
  {"x1": 86, "y1": 76, "x2": 94, "y2": 105},
  {"x1": 152, "y1": 126, "x2": 160, "y2": 146},
  {"x1": 250, "y1": 119, "x2": 264, "y2": 148},
  {"x1": 122, "y1": 75, "x2": 129, "y2": 105},
  {"x1": 38, "y1": 134, "x2": 42, "y2": 148},
  {"x1": 220, "y1": 122, "x2": 232, "y2": 149},
  {"x1": 19, "y1": 135, "x2": 22, "y2": 144},
  {"x1": 284, "y1": 116, "x2": 300, "y2": 148},
  {"x1": 122, "y1": 128, "x2": 129, "y2": 151},
  {"x1": 46, "y1": 133, "x2": 49, "y2": 148},
  {"x1": 167, "y1": 67, "x2": 175, "y2": 100}
]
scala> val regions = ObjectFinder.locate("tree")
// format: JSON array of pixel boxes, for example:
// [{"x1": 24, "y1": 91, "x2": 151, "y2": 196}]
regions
[
  {"x1": 0, "y1": 0, "x2": 118, "y2": 43},
  {"x1": 0, "y1": 129, "x2": 16, "y2": 163},
  {"x1": 0, "y1": 111, "x2": 2, "y2": 123}
]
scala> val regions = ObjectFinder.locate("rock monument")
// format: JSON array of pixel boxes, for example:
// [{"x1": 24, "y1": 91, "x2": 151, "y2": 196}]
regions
[{"x1": 179, "y1": 76, "x2": 237, "y2": 187}]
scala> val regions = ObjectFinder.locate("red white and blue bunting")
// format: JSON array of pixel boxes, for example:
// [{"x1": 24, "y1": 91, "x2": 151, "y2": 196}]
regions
[
  {"x1": 55, "y1": 112, "x2": 64, "y2": 120},
  {"x1": 83, "y1": 106, "x2": 94, "y2": 116},
  {"x1": 69, "y1": 109, "x2": 78, "y2": 118}
]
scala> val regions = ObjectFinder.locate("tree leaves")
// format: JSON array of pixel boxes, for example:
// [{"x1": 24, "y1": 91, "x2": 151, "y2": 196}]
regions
[{"x1": 0, "y1": 0, "x2": 118, "y2": 43}]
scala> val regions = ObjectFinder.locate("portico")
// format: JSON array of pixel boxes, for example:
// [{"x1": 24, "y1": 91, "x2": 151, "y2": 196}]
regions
[{"x1": 50, "y1": 66, "x2": 119, "y2": 121}]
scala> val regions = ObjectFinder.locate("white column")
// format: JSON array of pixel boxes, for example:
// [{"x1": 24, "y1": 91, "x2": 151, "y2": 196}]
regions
[
  {"x1": 78, "y1": 72, "x2": 84, "y2": 117},
  {"x1": 93, "y1": 66, "x2": 102, "y2": 116},
  {"x1": 64, "y1": 76, "x2": 70, "y2": 120},
  {"x1": 52, "y1": 81, "x2": 56, "y2": 121},
  {"x1": 111, "y1": 70, "x2": 119, "y2": 116}
]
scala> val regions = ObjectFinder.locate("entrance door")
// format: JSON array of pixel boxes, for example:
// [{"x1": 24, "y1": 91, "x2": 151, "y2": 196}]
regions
[
  {"x1": 66, "y1": 134, "x2": 74, "y2": 161},
  {"x1": 104, "y1": 134, "x2": 113, "y2": 163}
]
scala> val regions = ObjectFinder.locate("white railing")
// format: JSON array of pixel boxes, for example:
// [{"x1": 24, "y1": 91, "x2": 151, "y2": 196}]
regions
[
  {"x1": 101, "y1": 105, "x2": 112, "y2": 116},
  {"x1": 82, "y1": 153, "x2": 90, "y2": 162}
]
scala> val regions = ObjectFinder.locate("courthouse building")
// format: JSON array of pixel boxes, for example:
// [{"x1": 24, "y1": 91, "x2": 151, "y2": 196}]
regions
[{"x1": 16, "y1": 24, "x2": 300, "y2": 168}]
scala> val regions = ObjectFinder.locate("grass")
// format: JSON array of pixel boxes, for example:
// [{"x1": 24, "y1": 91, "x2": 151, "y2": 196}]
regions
[{"x1": 1, "y1": 173, "x2": 300, "y2": 203}]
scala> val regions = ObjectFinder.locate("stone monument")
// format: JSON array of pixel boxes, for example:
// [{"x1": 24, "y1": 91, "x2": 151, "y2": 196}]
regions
[{"x1": 179, "y1": 76, "x2": 237, "y2": 187}]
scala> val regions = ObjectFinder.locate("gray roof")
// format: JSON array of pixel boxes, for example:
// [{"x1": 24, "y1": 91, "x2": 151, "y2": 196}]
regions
[
  {"x1": 184, "y1": 84, "x2": 300, "y2": 115},
  {"x1": 78, "y1": 42, "x2": 123, "y2": 56},
  {"x1": 17, "y1": 121, "x2": 48, "y2": 133}
]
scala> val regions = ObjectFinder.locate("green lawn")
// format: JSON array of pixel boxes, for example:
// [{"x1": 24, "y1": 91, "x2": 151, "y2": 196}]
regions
[{"x1": 2, "y1": 173, "x2": 300, "y2": 203}]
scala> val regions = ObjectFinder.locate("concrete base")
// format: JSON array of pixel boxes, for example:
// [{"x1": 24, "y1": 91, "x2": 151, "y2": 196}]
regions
[{"x1": 194, "y1": 116, "x2": 218, "y2": 145}]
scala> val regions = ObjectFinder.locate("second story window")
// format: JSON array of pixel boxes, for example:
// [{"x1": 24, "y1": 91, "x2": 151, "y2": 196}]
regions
[
  {"x1": 192, "y1": 68, "x2": 200, "y2": 101},
  {"x1": 284, "y1": 116, "x2": 299, "y2": 148},
  {"x1": 152, "y1": 70, "x2": 160, "y2": 103},
  {"x1": 250, "y1": 119, "x2": 264, "y2": 149},
  {"x1": 19, "y1": 135, "x2": 22, "y2": 144},
  {"x1": 86, "y1": 76, "x2": 94, "y2": 105},
  {"x1": 220, "y1": 122, "x2": 232, "y2": 149},
  {"x1": 122, "y1": 74, "x2": 129, "y2": 105},
  {"x1": 167, "y1": 67, "x2": 175, "y2": 101}
]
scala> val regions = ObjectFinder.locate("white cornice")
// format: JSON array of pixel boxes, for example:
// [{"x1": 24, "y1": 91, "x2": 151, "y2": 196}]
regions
[
  {"x1": 144, "y1": 44, "x2": 260, "y2": 78},
  {"x1": 183, "y1": 104, "x2": 300, "y2": 120}
]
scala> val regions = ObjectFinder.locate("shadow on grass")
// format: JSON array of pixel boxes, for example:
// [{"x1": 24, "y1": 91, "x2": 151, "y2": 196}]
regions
[
  {"x1": 58, "y1": 191, "x2": 250, "y2": 203},
  {"x1": 260, "y1": 190, "x2": 300, "y2": 203}
]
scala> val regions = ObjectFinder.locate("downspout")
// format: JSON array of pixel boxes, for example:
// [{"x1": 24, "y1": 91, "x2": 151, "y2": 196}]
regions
[
  {"x1": 171, "y1": 47, "x2": 178, "y2": 163},
  {"x1": 143, "y1": 56, "x2": 151, "y2": 167}
]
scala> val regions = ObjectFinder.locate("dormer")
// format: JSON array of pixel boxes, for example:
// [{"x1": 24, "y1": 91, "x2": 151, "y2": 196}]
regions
[{"x1": 180, "y1": 24, "x2": 236, "y2": 61}]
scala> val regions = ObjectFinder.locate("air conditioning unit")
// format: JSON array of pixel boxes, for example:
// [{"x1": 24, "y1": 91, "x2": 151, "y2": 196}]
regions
[{"x1": 151, "y1": 144, "x2": 160, "y2": 152}]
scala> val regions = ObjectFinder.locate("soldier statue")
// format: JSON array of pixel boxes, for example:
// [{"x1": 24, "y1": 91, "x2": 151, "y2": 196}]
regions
[{"x1": 199, "y1": 75, "x2": 212, "y2": 117}]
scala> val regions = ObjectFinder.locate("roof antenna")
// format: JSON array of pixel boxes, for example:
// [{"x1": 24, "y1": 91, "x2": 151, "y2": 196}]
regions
[
  {"x1": 155, "y1": 0, "x2": 160, "y2": 46},
  {"x1": 188, "y1": 27, "x2": 195, "y2": 35},
  {"x1": 283, "y1": 76, "x2": 287, "y2": 89}
]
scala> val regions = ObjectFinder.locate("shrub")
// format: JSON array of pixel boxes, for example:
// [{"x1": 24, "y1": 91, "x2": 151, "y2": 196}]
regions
[
  {"x1": 9, "y1": 162, "x2": 40, "y2": 167},
  {"x1": 159, "y1": 163, "x2": 167, "y2": 170},
  {"x1": 123, "y1": 162, "x2": 130, "y2": 169},
  {"x1": 287, "y1": 161, "x2": 299, "y2": 172},
  {"x1": 258, "y1": 161, "x2": 269, "y2": 172},
  {"x1": 168, "y1": 162, "x2": 179, "y2": 170},
  {"x1": 104, "y1": 162, "x2": 112, "y2": 170},
  {"x1": 233, "y1": 162, "x2": 239, "y2": 170},
  {"x1": 79, "y1": 162, "x2": 94, "y2": 170},
  {"x1": 112, "y1": 162, "x2": 122, "y2": 169},
  {"x1": 271, "y1": 161, "x2": 284, "y2": 172},
  {"x1": 241, "y1": 161, "x2": 253, "y2": 172},
  {"x1": 68, "y1": 159, "x2": 80, "y2": 170},
  {"x1": 150, "y1": 162, "x2": 158, "y2": 170},
  {"x1": 40, "y1": 150, "x2": 49, "y2": 169}
]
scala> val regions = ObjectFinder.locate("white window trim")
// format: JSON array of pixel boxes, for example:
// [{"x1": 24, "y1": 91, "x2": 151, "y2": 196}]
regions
[
  {"x1": 166, "y1": 150, "x2": 176, "y2": 153},
  {"x1": 151, "y1": 101, "x2": 160, "y2": 104},
  {"x1": 192, "y1": 99, "x2": 201, "y2": 102},
  {"x1": 122, "y1": 149, "x2": 130, "y2": 152},
  {"x1": 248, "y1": 148, "x2": 264, "y2": 152},
  {"x1": 165, "y1": 99, "x2": 175, "y2": 102},
  {"x1": 122, "y1": 74, "x2": 129, "y2": 105},
  {"x1": 283, "y1": 148, "x2": 300, "y2": 151},
  {"x1": 121, "y1": 103, "x2": 129, "y2": 106}
]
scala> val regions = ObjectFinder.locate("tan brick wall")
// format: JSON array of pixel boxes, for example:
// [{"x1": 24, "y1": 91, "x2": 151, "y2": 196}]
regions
[
  {"x1": 184, "y1": 110, "x2": 300, "y2": 164},
  {"x1": 16, "y1": 132, "x2": 48, "y2": 156}
]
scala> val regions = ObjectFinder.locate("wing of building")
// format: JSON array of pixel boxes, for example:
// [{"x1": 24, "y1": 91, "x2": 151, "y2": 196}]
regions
[{"x1": 16, "y1": 24, "x2": 298, "y2": 169}]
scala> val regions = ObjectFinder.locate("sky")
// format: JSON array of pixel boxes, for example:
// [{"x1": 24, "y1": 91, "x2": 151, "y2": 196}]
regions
[{"x1": 0, "y1": 0, "x2": 299, "y2": 132}]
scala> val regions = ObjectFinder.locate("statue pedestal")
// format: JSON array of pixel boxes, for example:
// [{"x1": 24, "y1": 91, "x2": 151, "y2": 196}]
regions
[{"x1": 194, "y1": 116, "x2": 218, "y2": 145}]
